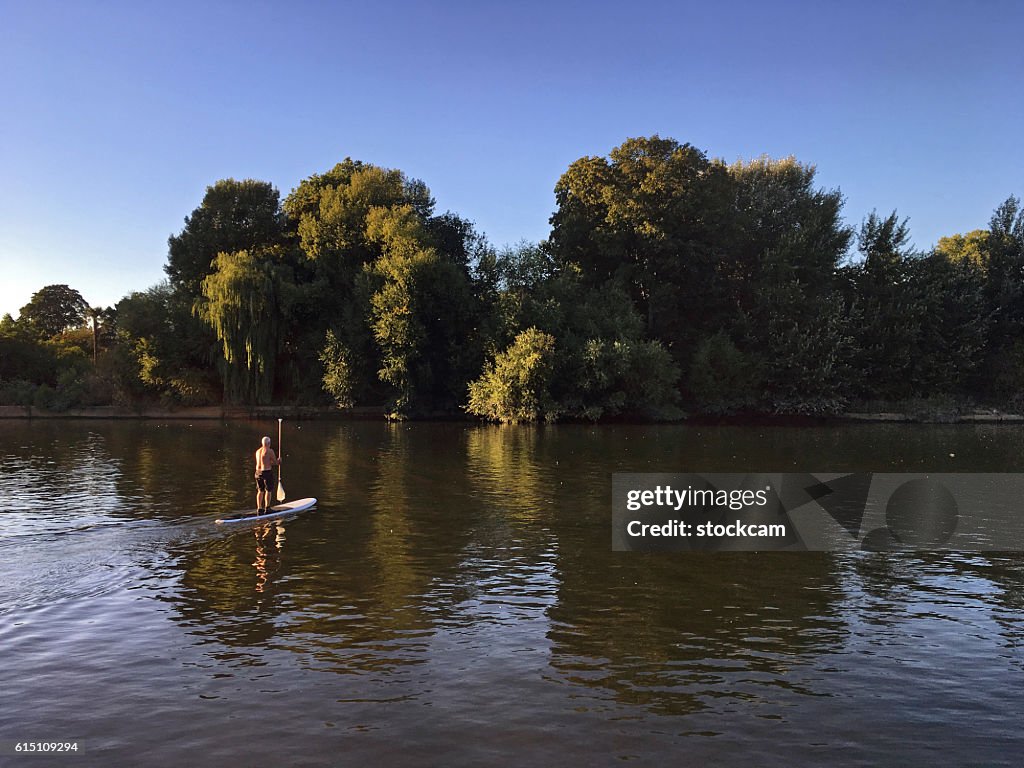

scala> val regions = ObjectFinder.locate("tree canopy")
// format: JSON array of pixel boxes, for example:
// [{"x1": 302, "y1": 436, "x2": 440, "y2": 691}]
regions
[
  {"x1": 5, "y1": 141, "x2": 1023, "y2": 421},
  {"x1": 19, "y1": 284, "x2": 89, "y2": 337},
  {"x1": 166, "y1": 179, "x2": 286, "y2": 294}
]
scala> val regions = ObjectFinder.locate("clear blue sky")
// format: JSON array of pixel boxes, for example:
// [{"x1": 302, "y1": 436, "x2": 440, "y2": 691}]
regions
[{"x1": 1, "y1": 0, "x2": 1021, "y2": 317}]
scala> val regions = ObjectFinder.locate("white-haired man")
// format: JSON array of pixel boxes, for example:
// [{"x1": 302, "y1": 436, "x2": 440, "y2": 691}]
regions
[{"x1": 254, "y1": 435, "x2": 280, "y2": 513}]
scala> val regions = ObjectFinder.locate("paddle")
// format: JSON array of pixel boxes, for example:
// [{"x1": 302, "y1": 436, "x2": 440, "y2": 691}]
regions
[{"x1": 276, "y1": 418, "x2": 286, "y2": 502}]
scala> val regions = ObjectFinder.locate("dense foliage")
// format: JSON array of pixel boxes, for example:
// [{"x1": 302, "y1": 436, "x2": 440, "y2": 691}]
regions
[{"x1": 3, "y1": 138, "x2": 1022, "y2": 421}]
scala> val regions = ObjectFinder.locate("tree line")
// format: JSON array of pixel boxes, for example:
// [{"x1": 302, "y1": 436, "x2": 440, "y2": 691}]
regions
[{"x1": 2, "y1": 136, "x2": 1022, "y2": 421}]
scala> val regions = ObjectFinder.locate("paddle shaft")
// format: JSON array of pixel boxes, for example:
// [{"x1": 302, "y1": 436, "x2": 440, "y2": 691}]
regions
[{"x1": 276, "y1": 418, "x2": 286, "y2": 501}]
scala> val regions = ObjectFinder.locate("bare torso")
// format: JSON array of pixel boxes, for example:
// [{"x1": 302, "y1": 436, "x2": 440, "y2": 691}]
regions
[{"x1": 255, "y1": 447, "x2": 278, "y2": 473}]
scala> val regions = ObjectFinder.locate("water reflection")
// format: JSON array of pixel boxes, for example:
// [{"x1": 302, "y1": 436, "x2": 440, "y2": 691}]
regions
[
  {"x1": 850, "y1": 553, "x2": 1024, "y2": 669},
  {"x1": 367, "y1": 423, "x2": 428, "y2": 615},
  {"x1": 315, "y1": 425, "x2": 357, "y2": 506},
  {"x1": 545, "y1": 553, "x2": 846, "y2": 716},
  {"x1": 6, "y1": 420, "x2": 1024, "y2": 766},
  {"x1": 253, "y1": 522, "x2": 286, "y2": 593},
  {"x1": 2, "y1": 428, "x2": 132, "y2": 536},
  {"x1": 464, "y1": 425, "x2": 548, "y2": 521}
]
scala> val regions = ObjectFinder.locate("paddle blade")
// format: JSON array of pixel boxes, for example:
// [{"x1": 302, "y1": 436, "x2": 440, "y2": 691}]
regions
[{"x1": 276, "y1": 481, "x2": 286, "y2": 502}]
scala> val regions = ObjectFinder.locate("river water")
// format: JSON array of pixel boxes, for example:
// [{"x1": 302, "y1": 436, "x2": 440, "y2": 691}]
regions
[{"x1": 2, "y1": 420, "x2": 1023, "y2": 766}]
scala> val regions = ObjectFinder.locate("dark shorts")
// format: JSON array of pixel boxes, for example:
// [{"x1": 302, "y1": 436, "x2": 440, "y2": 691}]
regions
[{"x1": 256, "y1": 470, "x2": 275, "y2": 492}]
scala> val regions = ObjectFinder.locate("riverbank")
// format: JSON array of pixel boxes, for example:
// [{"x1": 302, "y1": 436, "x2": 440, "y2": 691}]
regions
[
  {"x1": 843, "y1": 410, "x2": 1024, "y2": 423},
  {"x1": 3, "y1": 403, "x2": 1024, "y2": 423},
  {"x1": 0, "y1": 404, "x2": 386, "y2": 420}
]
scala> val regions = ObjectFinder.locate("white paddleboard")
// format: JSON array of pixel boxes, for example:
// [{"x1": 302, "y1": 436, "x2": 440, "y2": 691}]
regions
[{"x1": 215, "y1": 497, "x2": 317, "y2": 525}]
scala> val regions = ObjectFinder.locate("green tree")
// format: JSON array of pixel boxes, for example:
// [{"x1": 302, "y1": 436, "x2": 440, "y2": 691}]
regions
[
  {"x1": 362, "y1": 205, "x2": 478, "y2": 415},
  {"x1": 473, "y1": 246, "x2": 680, "y2": 421},
  {"x1": 842, "y1": 211, "x2": 919, "y2": 399},
  {"x1": 166, "y1": 179, "x2": 286, "y2": 295},
  {"x1": 975, "y1": 196, "x2": 1024, "y2": 396},
  {"x1": 320, "y1": 329, "x2": 356, "y2": 408},
  {"x1": 844, "y1": 211, "x2": 987, "y2": 400},
  {"x1": 425, "y1": 211, "x2": 488, "y2": 273},
  {"x1": 283, "y1": 160, "x2": 438, "y2": 403},
  {"x1": 285, "y1": 159, "x2": 485, "y2": 410},
  {"x1": 115, "y1": 283, "x2": 220, "y2": 405},
  {"x1": 85, "y1": 306, "x2": 111, "y2": 364},
  {"x1": 936, "y1": 229, "x2": 990, "y2": 269},
  {"x1": 0, "y1": 315, "x2": 62, "y2": 386},
  {"x1": 0, "y1": 307, "x2": 94, "y2": 409},
  {"x1": 364, "y1": 206, "x2": 431, "y2": 413},
  {"x1": 988, "y1": 195, "x2": 1024, "y2": 260},
  {"x1": 728, "y1": 156, "x2": 851, "y2": 295},
  {"x1": 911, "y1": 254, "x2": 987, "y2": 394},
  {"x1": 742, "y1": 282, "x2": 858, "y2": 414},
  {"x1": 721, "y1": 157, "x2": 855, "y2": 413},
  {"x1": 543, "y1": 278, "x2": 680, "y2": 420},
  {"x1": 196, "y1": 248, "x2": 295, "y2": 404},
  {"x1": 550, "y1": 137, "x2": 735, "y2": 349},
  {"x1": 689, "y1": 330, "x2": 759, "y2": 415},
  {"x1": 284, "y1": 159, "x2": 433, "y2": 284},
  {"x1": 466, "y1": 328, "x2": 557, "y2": 423},
  {"x1": 162, "y1": 179, "x2": 288, "y2": 403},
  {"x1": 474, "y1": 242, "x2": 558, "y2": 357},
  {"x1": 548, "y1": 139, "x2": 852, "y2": 396},
  {"x1": 19, "y1": 284, "x2": 89, "y2": 337}
]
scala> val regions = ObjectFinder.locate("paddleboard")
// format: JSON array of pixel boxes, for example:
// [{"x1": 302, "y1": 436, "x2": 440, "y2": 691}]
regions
[{"x1": 215, "y1": 497, "x2": 317, "y2": 525}]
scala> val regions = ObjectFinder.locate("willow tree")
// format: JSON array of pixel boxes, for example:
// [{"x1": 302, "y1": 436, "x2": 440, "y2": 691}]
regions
[{"x1": 197, "y1": 248, "x2": 294, "y2": 404}]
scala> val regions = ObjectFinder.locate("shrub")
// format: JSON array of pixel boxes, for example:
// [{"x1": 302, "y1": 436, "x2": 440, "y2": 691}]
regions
[
  {"x1": 320, "y1": 329, "x2": 356, "y2": 408},
  {"x1": 466, "y1": 328, "x2": 557, "y2": 423},
  {"x1": 688, "y1": 331, "x2": 760, "y2": 415}
]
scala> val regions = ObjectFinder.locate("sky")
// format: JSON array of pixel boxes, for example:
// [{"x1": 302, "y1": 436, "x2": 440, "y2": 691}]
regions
[{"x1": 1, "y1": 0, "x2": 1022, "y2": 317}]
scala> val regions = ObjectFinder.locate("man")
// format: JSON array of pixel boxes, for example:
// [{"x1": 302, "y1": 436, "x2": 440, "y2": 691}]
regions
[{"x1": 254, "y1": 436, "x2": 280, "y2": 513}]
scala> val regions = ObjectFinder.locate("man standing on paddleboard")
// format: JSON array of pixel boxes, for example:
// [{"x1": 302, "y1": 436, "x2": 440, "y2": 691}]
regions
[{"x1": 254, "y1": 436, "x2": 280, "y2": 513}]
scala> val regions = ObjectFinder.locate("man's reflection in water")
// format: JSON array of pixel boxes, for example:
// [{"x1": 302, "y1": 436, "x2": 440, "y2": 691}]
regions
[{"x1": 253, "y1": 521, "x2": 286, "y2": 593}]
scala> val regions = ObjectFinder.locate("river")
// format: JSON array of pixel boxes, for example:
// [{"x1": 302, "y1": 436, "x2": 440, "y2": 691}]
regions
[{"x1": 2, "y1": 420, "x2": 1023, "y2": 766}]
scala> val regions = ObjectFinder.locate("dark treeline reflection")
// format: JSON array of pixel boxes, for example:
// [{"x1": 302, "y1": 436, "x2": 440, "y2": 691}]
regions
[
  {"x1": 546, "y1": 553, "x2": 846, "y2": 715},
  {"x1": 4, "y1": 138, "x2": 1023, "y2": 423}
]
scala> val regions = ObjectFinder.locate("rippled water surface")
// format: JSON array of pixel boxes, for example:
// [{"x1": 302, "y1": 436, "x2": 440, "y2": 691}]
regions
[{"x1": 2, "y1": 420, "x2": 1024, "y2": 766}]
